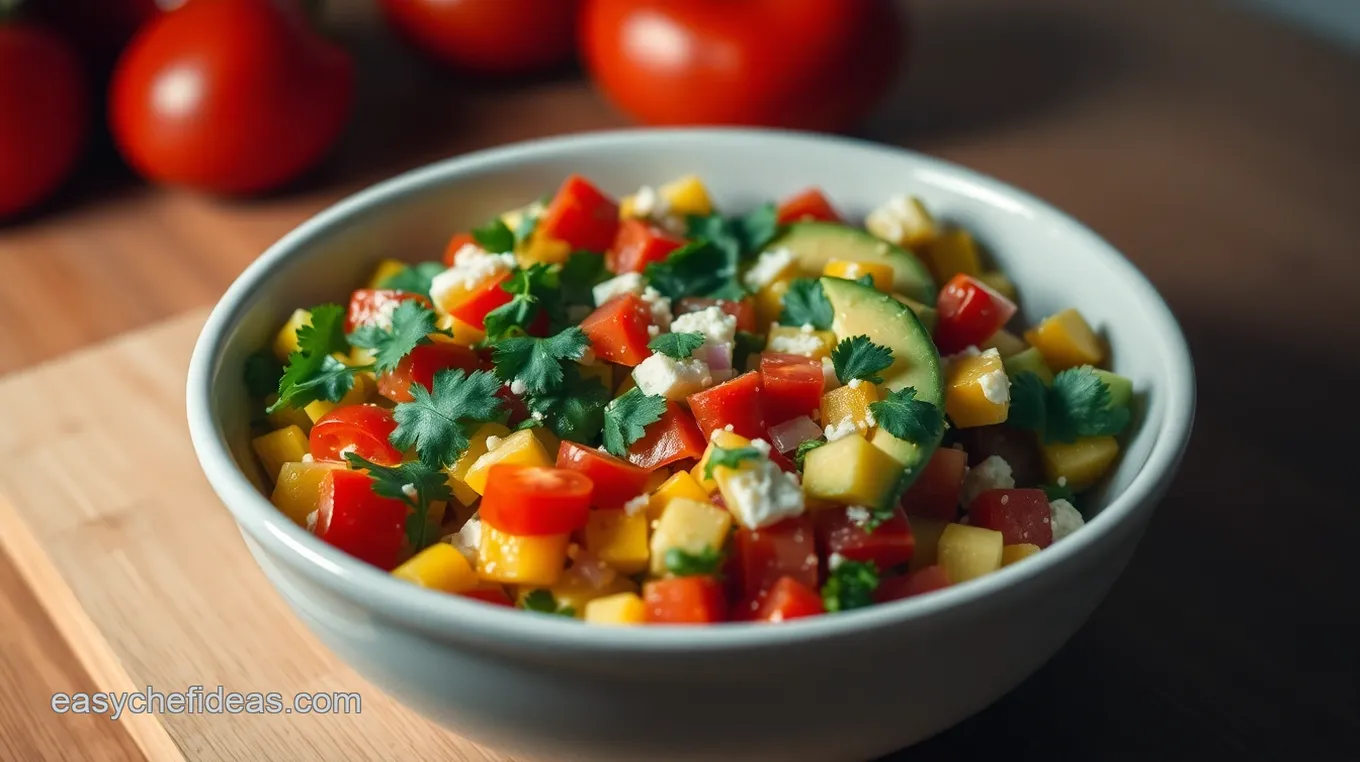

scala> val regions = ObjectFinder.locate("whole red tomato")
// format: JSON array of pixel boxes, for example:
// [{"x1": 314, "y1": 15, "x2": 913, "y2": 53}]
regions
[
  {"x1": 581, "y1": 0, "x2": 905, "y2": 132},
  {"x1": 0, "y1": 23, "x2": 89, "y2": 219},
  {"x1": 379, "y1": 0, "x2": 579, "y2": 77},
  {"x1": 109, "y1": 0, "x2": 354, "y2": 195},
  {"x1": 34, "y1": 0, "x2": 167, "y2": 65}
]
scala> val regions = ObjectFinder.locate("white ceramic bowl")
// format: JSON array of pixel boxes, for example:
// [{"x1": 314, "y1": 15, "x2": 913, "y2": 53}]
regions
[{"x1": 187, "y1": 129, "x2": 1194, "y2": 762}]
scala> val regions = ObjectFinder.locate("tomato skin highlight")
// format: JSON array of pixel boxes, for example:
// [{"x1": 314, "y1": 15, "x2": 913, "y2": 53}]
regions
[
  {"x1": 378, "y1": 0, "x2": 578, "y2": 77},
  {"x1": 755, "y1": 576, "x2": 825, "y2": 622},
  {"x1": 580, "y1": 294, "x2": 654, "y2": 366},
  {"x1": 377, "y1": 342, "x2": 483, "y2": 403},
  {"x1": 345, "y1": 288, "x2": 431, "y2": 332},
  {"x1": 816, "y1": 506, "x2": 916, "y2": 570},
  {"x1": 479, "y1": 465, "x2": 594, "y2": 536},
  {"x1": 733, "y1": 516, "x2": 819, "y2": 605},
  {"x1": 934, "y1": 274, "x2": 1019, "y2": 355},
  {"x1": 759, "y1": 353, "x2": 825, "y2": 425},
  {"x1": 556, "y1": 441, "x2": 651, "y2": 510},
  {"x1": 608, "y1": 218, "x2": 685, "y2": 274},
  {"x1": 643, "y1": 576, "x2": 727, "y2": 624},
  {"x1": 876, "y1": 565, "x2": 951, "y2": 602},
  {"x1": 626, "y1": 402, "x2": 707, "y2": 471},
  {"x1": 315, "y1": 470, "x2": 408, "y2": 570},
  {"x1": 969, "y1": 489, "x2": 1054, "y2": 548},
  {"x1": 308, "y1": 405, "x2": 403, "y2": 466},
  {"x1": 900, "y1": 446, "x2": 968, "y2": 521},
  {"x1": 687, "y1": 371, "x2": 767, "y2": 440},
  {"x1": 539, "y1": 174, "x2": 619, "y2": 253},
  {"x1": 776, "y1": 188, "x2": 840, "y2": 224}
]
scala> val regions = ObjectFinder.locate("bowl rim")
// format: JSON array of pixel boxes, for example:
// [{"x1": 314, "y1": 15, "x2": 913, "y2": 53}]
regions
[{"x1": 187, "y1": 127, "x2": 1195, "y2": 653}]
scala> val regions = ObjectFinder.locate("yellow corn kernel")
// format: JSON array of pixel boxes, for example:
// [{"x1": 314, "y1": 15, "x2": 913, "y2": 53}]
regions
[
  {"x1": 980, "y1": 329, "x2": 1027, "y2": 358},
  {"x1": 892, "y1": 294, "x2": 939, "y2": 334},
  {"x1": 434, "y1": 313, "x2": 486, "y2": 347},
  {"x1": 462, "y1": 429, "x2": 553, "y2": 496},
  {"x1": 938, "y1": 523, "x2": 1004, "y2": 583},
  {"x1": 1024, "y1": 308, "x2": 1104, "y2": 371},
  {"x1": 648, "y1": 498, "x2": 732, "y2": 576},
  {"x1": 1040, "y1": 436, "x2": 1119, "y2": 492},
  {"x1": 754, "y1": 278, "x2": 792, "y2": 330},
  {"x1": 446, "y1": 422, "x2": 513, "y2": 504},
  {"x1": 392, "y1": 543, "x2": 479, "y2": 593},
  {"x1": 477, "y1": 524, "x2": 570, "y2": 587},
  {"x1": 976, "y1": 270, "x2": 1018, "y2": 302},
  {"x1": 765, "y1": 325, "x2": 837, "y2": 360},
  {"x1": 546, "y1": 574, "x2": 638, "y2": 616},
  {"x1": 923, "y1": 229, "x2": 982, "y2": 283},
  {"x1": 821, "y1": 382, "x2": 879, "y2": 439},
  {"x1": 265, "y1": 395, "x2": 313, "y2": 433},
  {"x1": 584, "y1": 592, "x2": 648, "y2": 625},
  {"x1": 578, "y1": 360, "x2": 613, "y2": 392},
  {"x1": 272, "y1": 309, "x2": 311, "y2": 362},
  {"x1": 584, "y1": 511, "x2": 651, "y2": 574},
  {"x1": 801, "y1": 433, "x2": 903, "y2": 507},
  {"x1": 691, "y1": 430, "x2": 752, "y2": 491},
  {"x1": 659, "y1": 175, "x2": 713, "y2": 216},
  {"x1": 907, "y1": 517, "x2": 949, "y2": 571},
  {"x1": 252, "y1": 426, "x2": 309, "y2": 482},
  {"x1": 366, "y1": 258, "x2": 408, "y2": 289},
  {"x1": 270, "y1": 461, "x2": 343, "y2": 526},
  {"x1": 518, "y1": 231, "x2": 572, "y2": 266},
  {"x1": 866, "y1": 195, "x2": 939, "y2": 248},
  {"x1": 945, "y1": 349, "x2": 1010, "y2": 428},
  {"x1": 1002, "y1": 543, "x2": 1041, "y2": 566},
  {"x1": 823, "y1": 259, "x2": 895, "y2": 291},
  {"x1": 649, "y1": 471, "x2": 711, "y2": 520}
]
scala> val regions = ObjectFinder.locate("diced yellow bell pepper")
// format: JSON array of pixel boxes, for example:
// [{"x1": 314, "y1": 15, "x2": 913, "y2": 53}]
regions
[
  {"x1": 938, "y1": 523, "x2": 1004, "y2": 583},
  {"x1": 392, "y1": 543, "x2": 479, "y2": 593},
  {"x1": 434, "y1": 313, "x2": 486, "y2": 347},
  {"x1": 272, "y1": 309, "x2": 312, "y2": 362},
  {"x1": 1040, "y1": 436, "x2": 1119, "y2": 492},
  {"x1": 766, "y1": 325, "x2": 837, "y2": 360},
  {"x1": 517, "y1": 231, "x2": 572, "y2": 266},
  {"x1": 530, "y1": 427, "x2": 561, "y2": 458},
  {"x1": 270, "y1": 461, "x2": 343, "y2": 526},
  {"x1": 499, "y1": 200, "x2": 545, "y2": 232},
  {"x1": 691, "y1": 430, "x2": 752, "y2": 492},
  {"x1": 823, "y1": 259, "x2": 894, "y2": 291},
  {"x1": 584, "y1": 592, "x2": 648, "y2": 625},
  {"x1": 1024, "y1": 308, "x2": 1104, "y2": 371},
  {"x1": 907, "y1": 516, "x2": 948, "y2": 571},
  {"x1": 891, "y1": 294, "x2": 938, "y2": 334},
  {"x1": 300, "y1": 373, "x2": 376, "y2": 423},
  {"x1": 945, "y1": 349, "x2": 1010, "y2": 428},
  {"x1": 648, "y1": 498, "x2": 732, "y2": 576},
  {"x1": 659, "y1": 175, "x2": 713, "y2": 217},
  {"x1": 801, "y1": 433, "x2": 903, "y2": 507},
  {"x1": 866, "y1": 195, "x2": 939, "y2": 248},
  {"x1": 544, "y1": 573, "x2": 638, "y2": 616},
  {"x1": 754, "y1": 278, "x2": 792, "y2": 330},
  {"x1": 366, "y1": 258, "x2": 408, "y2": 289},
  {"x1": 923, "y1": 229, "x2": 982, "y2": 283},
  {"x1": 1003, "y1": 347, "x2": 1054, "y2": 384},
  {"x1": 266, "y1": 395, "x2": 313, "y2": 433},
  {"x1": 446, "y1": 422, "x2": 513, "y2": 503},
  {"x1": 980, "y1": 329, "x2": 1027, "y2": 358},
  {"x1": 821, "y1": 382, "x2": 879, "y2": 439},
  {"x1": 477, "y1": 524, "x2": 570, "y2": 587},
  {"x1": 1001, "y1": 543, "x2": 1041, "y2": 566},
  {"x1": 976, "y1": 270, "x2": 1017, "y2": 302},
  {"x1": 252, "y1": 426, "x2": 309, "y2": 482},
  {"x1": 585, "y1": 510, "x2": 650, "y2": 574},
  {"x1": 462, "y1": 429, "x2": 553, "y2": 496},
  {"x1": 649, "y1": 471, "x2": 711, "y2": 519}
]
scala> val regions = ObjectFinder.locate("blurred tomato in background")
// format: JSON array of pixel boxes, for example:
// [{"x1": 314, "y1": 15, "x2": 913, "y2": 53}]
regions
[
  {"x1": 379, "y1": 0, "x2": 579, "y2": 77},
  {"x1": 34, "y1": 0, "x2": 171, "y2": 66}
]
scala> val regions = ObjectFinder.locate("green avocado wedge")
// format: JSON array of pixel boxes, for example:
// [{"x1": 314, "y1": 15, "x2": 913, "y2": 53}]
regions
[{"x1": 770, "y1": 221, "x2": 937, "y2": 304}]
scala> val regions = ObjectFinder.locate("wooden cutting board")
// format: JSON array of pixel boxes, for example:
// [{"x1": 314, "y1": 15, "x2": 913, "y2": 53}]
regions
[{"x1": 0, "y1": 310, "x2": 512, "y2": 762}]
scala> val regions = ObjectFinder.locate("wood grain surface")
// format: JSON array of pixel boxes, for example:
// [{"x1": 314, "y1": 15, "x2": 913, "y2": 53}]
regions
[{"x1": 0, "y1": 0, "x2": 1356, "y2": 759}]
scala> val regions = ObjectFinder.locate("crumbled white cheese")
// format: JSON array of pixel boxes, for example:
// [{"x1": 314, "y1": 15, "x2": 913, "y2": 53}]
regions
[
  {"x1": 1049, "y1": 499, "x2": 1084, "y2": 542},
  {"x1": 484, "y1": 435, "x2": 503, "y2": 452},
  {"x1": 301, "y1": 453, "x2": 314, "y2": 463},
  {"x1": 531, "y1": 410, "x2": 545, "y2": 421},
  {"x1": 742, "y1": 247, "x2": 796, "y2": 291},
  {"x1": 848, "y1": 378, "x2": 864, "y2": 389},
  {"x1": 450, "y1": 518, "x2": 482, "y2": 563},
  {"x1": 1000, "y1": 494, "x2": 1010, "y2": 505},
  {"x1": 632, "y1": 353, "x2": 713, "y2": 401},
  {"x1": 429, "y1": 245, "x2": 516, "y2": 308},
  {"x1": 845, "y1": 505, "x2": 871, "y2": 524},
  {"x1": 592, "y1": 272, "x2": 645, "y2": 307},
  {"x1": 722, "y1": 458, "x2": 805, "y2": 529},
  {"x1": 961, "y1": 455, "x2": 1015, "y2": 506},
  {"x1": 647, "y1": 325, "x2": 660, "y2": 337},
  {"x1": 979, "y1": 368, "x2": 1010, "y2": 404},
  {"x1": 671, "y1": 306, "x2": 737, "y2": 346},
  {"x1": 828, "y1": 552, "x2": 847, "y2": 570},
  {"x1": 1057, "y1": 476, "x2": 1068, "y2": 487},
  {"x1": 723, "y1": 423, "x2": 736, "y2": 433},
  {"x1": 400, "y1": 483, "x2": 418, "y2": 500},
  {"x1": 630, "y1": 185, "x2": 666, "y2": 219},
  {"x1": 824, "y1": 417, "x2": 860, "y2": 442},
  {"x1": 865, "y1": 194, "x2": 936, "y2": 246},
  {"x1": 509, "y1": 378, "x2": 527, "y2": 396},
  {"x1": 750, "y1": 438, "x2": 771, "y2": 454},
  {"x1": 800, "y1": 323, "x2": 815, "y2": 334},
  {"x1": 623, "y1": 494, "x2": 651, "y2": 517},
  {"x1": 640, "y1": 286, "x2": 672, "y2": 330},
  {"x1": 769, "y1": 331, "x2": 823, "y2": 357}
]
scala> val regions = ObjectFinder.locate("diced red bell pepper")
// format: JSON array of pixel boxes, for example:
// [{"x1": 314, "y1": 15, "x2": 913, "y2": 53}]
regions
[
  {"x1": 315, "y1": 470, "x2": 408, "y2": 570},
  {"x1": 776, "y1": 188, "x2": 840, "y2": 224},
  {"x1": 627, "y1": 402, "x2": 707, "y2": 471},
  {"x1": 309, "y1": 405, "x2": 403, "y2": 466},
  {"x1": 755, "y1": 576, "x2": 826, "y2": 622},
  {"x1": 345, "y1": 289, "x2": 432, "y2": 332},
  {"x1": 539, "y1": 174, "x2": 619, "y2": 253},
  {"x1": 686, "y1": 371, "x2": 767, "y2": 440},
  {"x1": 759, "y1": 353, "x2": 825, "y2": 425},
  {"x1": 816, "y1": 506, "x2": 915, "y2": 570},
  {"x1": 448, "y1": 271, "x2": 514, "y2": 329},
  {"x1": 556, "y1": 441, "x2": 651, "y2": 510},
  {"x1": 876, "y1": 565, "x2": 952, "y2": 602},
  {"x1": 479, "y1": 465, "x2": 594, "y2": 536},
  {"x1": 733, "y1": 516, "x2": 819, "y2": 605},
  {"x1": 580, "y1": 293, "x2": 654, "y2": 366},
  {"x1": 462, "y1": 586, "x2": 515, "y2": 607},
  {"x1": 934, "y1": 274, "x2": 1019, "y2": 355},
  {"x1": 442, "y1": 232, "x2": 477, "y2": 267},
  {"x1": 608, "y1": 218, "x2": 685, "y2": 274},
  {"x1": 675, "y1": 297, "x2": 758, "y2": 334},
  {"x1": 377, "y1": 342, "x2": 483, "y2": 403},
  {"x1": 900, "y1": 447, "x2": 968, "y2": 521},
  {"x1": 643, "y1": 576, "x2": 727, "y2": 624},
  {"x1": 969, "y1": 489, "x2": 1054, "y2": 548}
]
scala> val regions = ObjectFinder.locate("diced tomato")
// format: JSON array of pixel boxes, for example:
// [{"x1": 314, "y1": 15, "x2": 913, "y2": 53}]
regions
[
  {"x1": 479, "y1": 465, "x2": 594, "y2": 536},
  {"x1": 876, "y1": 565, "x2": 952, "y2": 602},
  {"x1": 900, "y1": 447, "x2": 967, "y2": 521},
  {"x1": 934, "y1": 274, "x2": 1019, "y2": 355},
  {"x1": 309, "y1": 405, "x2": 402, "y2": 466},
  {"x1": 675, "y1": 297, "x2": 758, "y2": 334},
  {"x1": 759, "y1": 353, "x2": 825, "y2": 424},
  {"x1": 462, "y1": 586, "x2": 515, "y2": 607},
  {"x1": 442, "y1": 232, "x2": 477, "y2": 267},
  {"x1": 643, "y1": 576, "x2": 727, "y2": 624},
  {"x1": 969, "y1": 489, "x2": 1054, "y2": 548},
  {"x1": 315, "y1": 470, "x2": 408, "y2": 570},
  {"x1": 556, "y1": 441, "x2": 651, "y2": 510},
  {"x1": 377, "y1": 342, "x2": 483, "y2": 403},
  {"x1": 580, "y1": 293, "x2": 654, "y2": 366},
  {"x1": 955, "y1": 425, "x2": 1045, "y2": 486},
  {"x1": 538, "y1": 174, "x2": 619, "y2": 253},
  {"x1": 755, "y1": 576, "x2": 826, "y2": 622},
  {"x1": 733, "y1": 516, "x2": 819, "y2": 604},
  {"x1": 776, "y1": 188, "x2": 840, "y2": 224},
  {"x1": 448, "y1": 271, "x2": 514, "y2": 329},
  {"x1": 686, "y1": 371, "x2": 766, "y2": 439},
  {"x1": 627, "y1": 402, "x2": 707, "y2": 470},
  {"x1": 816, "y1": 506, "x2": 915, "y2": 570},
  {"x1": 495, "y1": 385, "x2": 531, "y2": 427},
  {"x1": 608, "y1": 218, "x2": 684, "y2": 274},
  {"x1": 345, "y1": 289, "x2": 431, "y2": 332}
]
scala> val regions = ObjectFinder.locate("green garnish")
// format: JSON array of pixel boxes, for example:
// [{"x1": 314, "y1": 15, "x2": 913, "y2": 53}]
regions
[
  {"x1": 243, "y1": 351, "x2": 283, "y2": 398},
  {"x1": 268, "y1": 304, "x2": 369, "y2": 413},
  {"x1": 1041, "y1": 482, "x2": 1076, "y2": 503},
  {"x1": 343, "y1": 453, "x2": 453, "y2": 551},
  {"x1": 777, "y1": 278, "x2": 834, "y2": 330},
  {"x1": 643, "y1": 240, "x2": 735, "y2": 301},
  {"x1": 664, "y1": 546, "x2": 724, "y2": 577},
  {"x1": 557, "y1": 251, "x2": 609, "y2": 309},
  {"x1": 376, "y1": 261, "x2": 445, "y2": 297},
  {"x1": 472, "y1": 217, "x2": 515, "y2": 253},
  {"x1": 390, "y1": 368, "x2": 505, "y2": 468},
  {"x1": 647, "y1": 331, "x2": 705, "y2": 359},
  {"x1": 822, "y1": 560, "x2": 880, "y2": 612},
  {"x1": 520, "y1": 589, "x2": 575, "y2": 617},
  {"x1": 481, "y1": 263, "x2": 559, "y2": 343},
  {"x1": 602, "y1": 388, "x2": 667, "y2": 457},
  {"x1": 793, "y1": 438, "x2": 826, "y2": 469},
  {"x1": 731, "y1": 330, "x2": 765, "y2": 372},
  {"x1": 523, "y1": 365, "x2": 610, "y2": 442},
  {"x1": 703, "y1": 445, "x2": 764, "y2": 480},
  {"x1": 870, "y1": 386, "x2": 945, "y2": 445},
  {"x1": 491, "y1": 326, "x2": 591, "y2": 395},
  {"x1": 347, "y1": 300, "x2": 445, "y2": 373},
  {"x1": 686, "y1": 204, "x2": 781, "y2": 266},
  {"x1": 1008, "y1": 367, "x2": 1130, "y2": 444},
  {"x1": 830, "y1": 335, "x2": 894, "y2": 385}
]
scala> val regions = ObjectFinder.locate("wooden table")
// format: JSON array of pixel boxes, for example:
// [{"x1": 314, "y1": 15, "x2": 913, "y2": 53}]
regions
[{"x1": 2, "y1": 0, "x2": 1357, "y2": 759}]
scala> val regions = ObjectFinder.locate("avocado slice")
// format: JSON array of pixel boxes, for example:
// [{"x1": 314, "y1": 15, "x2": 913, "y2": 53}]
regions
[
  {"x1": 820, "y1": 277, "x2": 945, "y2": 491},
  {"x1": 770, "y1": 222, "x2": 937, "y2": 304}
]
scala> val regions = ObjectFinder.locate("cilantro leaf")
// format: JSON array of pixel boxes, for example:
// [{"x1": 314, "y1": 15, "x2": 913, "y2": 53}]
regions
[
  {"x1": 343, "y1": 453, "x2": 453, "y2": 551},
  {"x1": 482, "y1": 263, "x2": 558, "y2": 344},
  {"x1": 703, "y1": 445, "x2": 764, "y2": 480},
  {"x1": 296, "y1": 303, "x2": 349, "y2": 358},
  {"x1": 648, "y1": 331, "x2": 705, "y2": 359},
  {"x1": 558, "y1": 251, "x2": 609, "y2": 308},
  {"x1": 1007, "y1": 371, "x2": 1048, "y2": 430},
  {"x1": 686, "y1": 204, "x2": 781, "y2": 265},
  {"x1": 778, "y1": 278, "x2": 834, "y2": 330},
  {"x1": 794, "y1": 438, "x2": 826, "y2": 469},
  {"x1": 513, "y1": 211, "x2": 539, "y2": 246},
  {"x1": 492, "y1": 326, "x2": 591, "y2": 395},
  {"x1": 821, "y1": 560, "x2": 880, "y2": 613},
  {"x1": 602, "y1": 388, "x2": 667, "y2": 457},
  {"x1": 664, "y1": 546, "x2": 724, "y2": 577},
  {"x1": 472, "y1": 217, "x2": 515, "y2": 253},
  {"x1": 869, "y1": 386, "x2": 945, "y2": 445},
  {"x1": 854, "y1": 273, "x2": 876, "y2": 288},
  {"x1": 1042, "y1": 482, "x2": 1076, "y2": 503},
  {"x1": 243, "y1": 351, "x2": 283, "y2": 398},
  {"x1": 1047, "y1": 366, "x2": 1132, "y2": 442},
  {"x1": 524, "y1": 365, "x2": 609, "y2": 442},
  {"x1": 643, "y1": 240, "x2": 735, "y2": 301},
  {"x1": 520, "y1": 589, "x2": 575, "y2": 617},
  {"x1": 390, "y1": 369, "x2": 505, "y2": 467},
  {"x1": 347, "y1": 300, "x2": 442, "y2": 373},
  {"x1": 376, "y1": 261, "x2": 445, "y2": 297},
  {"x1": 830, "y1": 335, "x2": 894, "y2": 384},
  {"x1": 268, "y1": 355, "x2": 365, "y2": 413},
  {"x1": 732, "y1": 330, "x2": 765, "y2": 372}
]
